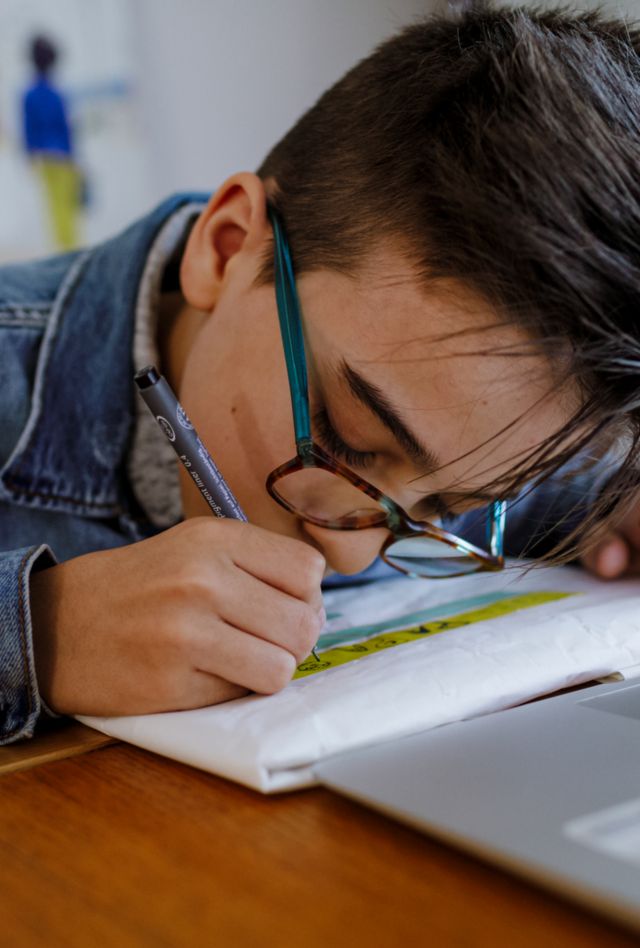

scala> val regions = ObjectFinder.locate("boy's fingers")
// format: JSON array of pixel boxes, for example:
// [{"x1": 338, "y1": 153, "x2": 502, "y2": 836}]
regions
[
  {"x1": 217, "y1": 520, "x2": 326, "y2": 605},
  {"x1": 181, "y1": 675, "x2": 249, "y2": 710},
  {"x1": 210, "y1": 566, "x2": 323, "y2": 661},
  {"x1": 191, "y1": 621, "x2": 297, "y2": 694}
]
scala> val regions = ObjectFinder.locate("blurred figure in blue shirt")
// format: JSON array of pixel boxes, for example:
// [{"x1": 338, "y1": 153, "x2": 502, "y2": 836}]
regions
[{"x1": 22, "y1": 35, "x2": 79, "y2": 250}]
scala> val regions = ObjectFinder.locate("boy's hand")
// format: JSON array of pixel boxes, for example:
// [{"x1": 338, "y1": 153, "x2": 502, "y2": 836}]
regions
[
  {"x1": 580, "y1": 500, "x2": 640, "y2": 579},
  {"x1": 30, "y1": 518, "x2": 325, "y2": 717}
]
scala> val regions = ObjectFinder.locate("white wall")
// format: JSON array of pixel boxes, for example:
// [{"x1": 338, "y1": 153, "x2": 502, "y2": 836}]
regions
[{"x1": 129, "y1": 0, "x2": 432, "y2": 201}]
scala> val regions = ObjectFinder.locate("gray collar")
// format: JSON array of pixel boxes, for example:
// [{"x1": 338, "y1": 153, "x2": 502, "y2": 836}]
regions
[{"x1": 128, "y1": 201, "x2": 204, "y2": 528}]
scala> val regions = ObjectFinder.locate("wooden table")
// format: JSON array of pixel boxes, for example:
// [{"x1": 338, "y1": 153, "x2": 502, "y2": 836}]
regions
[{"x1": 1, "y1": 732, "x2": 638, "y2": 948}]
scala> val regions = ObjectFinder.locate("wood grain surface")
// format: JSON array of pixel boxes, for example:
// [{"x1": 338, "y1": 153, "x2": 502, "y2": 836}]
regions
[
  {"x1": 0, "y1": 743, "x2": 638, "y2": 948},
  {"x1": 0, "y1": 720, "x2": 114, "y2": 775}
]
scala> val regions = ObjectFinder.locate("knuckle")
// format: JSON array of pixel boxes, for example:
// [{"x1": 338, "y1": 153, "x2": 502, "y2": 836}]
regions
[
  {"x1": 172, "y1": 564, "x2": 212, "y2": 599},
  {"x1": 297, "y1": 606, "x2": 322, "y2": 652},
  {"x1": 259, "y1": 651, "x2": 296, "y2": 694},
  {"x1": 292, "y1": 543, "x2": 326, "y2": 597},
  {"x1": 178, "y1": 515, "x2": 239, "y2": 546},
  {"x1": 177, "y1": 516, "x2": 211, "y2": 541},
  {"x1": 211, "y1": 517, "x2": 242, "y2": 539},
  {"x1": 298, "y1": 545, "x2": 326, "y2": 586},
  {"x1": 156, "y1": 623, "x2": 193, "y2": 664}
]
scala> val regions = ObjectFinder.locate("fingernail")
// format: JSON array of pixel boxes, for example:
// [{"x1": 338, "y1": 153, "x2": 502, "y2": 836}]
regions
[{"x1": 318, "y1": 607, "x2": 327, "y2": 627}]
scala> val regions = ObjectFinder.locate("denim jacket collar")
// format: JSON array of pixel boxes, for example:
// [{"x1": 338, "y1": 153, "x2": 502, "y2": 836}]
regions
[{"x1": 0, "y1": 193, "x2": 208, "y2": 519}]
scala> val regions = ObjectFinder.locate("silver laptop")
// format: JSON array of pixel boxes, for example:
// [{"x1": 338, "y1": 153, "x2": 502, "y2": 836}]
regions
[{"x1": 314, "y1": 677, "x2": 640, "y2": 932}]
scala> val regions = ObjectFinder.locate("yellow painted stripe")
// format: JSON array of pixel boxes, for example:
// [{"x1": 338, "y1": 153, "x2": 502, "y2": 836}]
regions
[{"x1": 294, "y1": 591, "x2": 573, "y2": 679}]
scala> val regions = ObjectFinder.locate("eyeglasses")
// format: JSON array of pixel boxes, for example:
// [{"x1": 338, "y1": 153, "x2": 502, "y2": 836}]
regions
[{"x1": 265, "y1": 206, "x2": 506, "y2": 578}]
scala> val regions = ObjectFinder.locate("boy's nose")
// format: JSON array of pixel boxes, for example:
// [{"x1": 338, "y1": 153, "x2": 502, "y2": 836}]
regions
[{"x1": 301, "y1": 522, "x2": 390, "y2": 576}]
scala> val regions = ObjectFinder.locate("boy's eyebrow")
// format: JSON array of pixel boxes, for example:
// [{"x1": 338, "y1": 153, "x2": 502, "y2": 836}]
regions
[{"x1": 339, "y1": 360, "x2": 440, "y2": 473}]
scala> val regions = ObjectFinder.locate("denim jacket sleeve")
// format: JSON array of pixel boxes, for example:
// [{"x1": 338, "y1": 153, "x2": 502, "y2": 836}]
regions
[
  {"x1": 0, "y1": 195, "x2": 213, "y2": 745},
  {"x1": 0, "y1": 544, "x2": 56, "y2": 744}
]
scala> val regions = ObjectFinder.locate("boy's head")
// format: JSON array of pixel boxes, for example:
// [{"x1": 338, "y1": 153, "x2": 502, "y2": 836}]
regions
[
  {"x1": 176, "y1": 5, "x2": 640, "y2": 571},
  {"x1": 30, "y1": 35, "x2": 58, "y2": 76}
]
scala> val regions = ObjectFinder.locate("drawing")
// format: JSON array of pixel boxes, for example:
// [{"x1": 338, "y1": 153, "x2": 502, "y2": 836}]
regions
[{"x1": 293, "y1": 591, "x2": 574, "y2": 680}]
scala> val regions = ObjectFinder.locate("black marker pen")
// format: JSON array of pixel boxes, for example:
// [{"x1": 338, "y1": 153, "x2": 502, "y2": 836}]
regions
[
  {"x1": 134, "y1": 365, "x2": 320, "y2": 661},
  {"x1": 135, "y1": 365, "x2": 247, "y2": 521}
]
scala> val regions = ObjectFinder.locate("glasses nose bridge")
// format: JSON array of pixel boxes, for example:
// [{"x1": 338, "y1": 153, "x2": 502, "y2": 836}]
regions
[{"x1": 378, "y1": 493, "x2": 416, "y2": 536}]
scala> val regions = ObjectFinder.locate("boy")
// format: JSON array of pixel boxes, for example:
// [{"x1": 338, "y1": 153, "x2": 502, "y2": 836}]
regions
[{"x1": 2, "y1": 5, "x2": 640, "y2": 744}]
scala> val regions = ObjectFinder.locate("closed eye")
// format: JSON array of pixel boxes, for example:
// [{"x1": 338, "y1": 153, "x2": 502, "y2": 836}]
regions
[
  {"x1": 312, "y1": 408, "x2": 378, "y2": 469},
  {"x1": 312, "y1": 406, "x2": 495, "y2": 522}
]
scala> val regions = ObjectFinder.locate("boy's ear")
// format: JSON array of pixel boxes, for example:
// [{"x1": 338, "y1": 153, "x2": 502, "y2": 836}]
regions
[{"x1": 180, "y1": 172, "x2": 269, "y2": 311}]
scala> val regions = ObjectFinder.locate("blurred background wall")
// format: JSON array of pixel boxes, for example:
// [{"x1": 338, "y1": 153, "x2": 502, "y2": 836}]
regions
[
  {"x1": 0, "y1": 0, "x2": 638, "y2": 261},
  {"x1": 130, "y1": 0, "x2": 434, "y2": 201},
  {"x1": 0, "y1": 0, "x2": 145, "y2": 258}
]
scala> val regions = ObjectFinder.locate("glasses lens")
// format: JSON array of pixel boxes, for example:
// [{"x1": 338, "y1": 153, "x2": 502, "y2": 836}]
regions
[
  {"x1": 383, "y1": 535, "x2": 481, "y2": 578},
  {"x1": 272, "y1": 466, "x2": 388, "y2": 527}
]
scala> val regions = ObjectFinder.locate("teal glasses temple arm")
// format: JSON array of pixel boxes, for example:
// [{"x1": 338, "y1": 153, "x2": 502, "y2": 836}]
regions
[
  {"x1": 269, "y1": 207, "x2": 312, "y2": 444},
  {"x1": 489, "y1": 499, "x2": 507, "y2": 558}
]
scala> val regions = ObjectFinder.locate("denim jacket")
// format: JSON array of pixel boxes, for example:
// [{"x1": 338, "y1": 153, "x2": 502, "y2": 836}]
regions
[{"x1": 0, "y1": 194, "x2": 613, "y2": 744}]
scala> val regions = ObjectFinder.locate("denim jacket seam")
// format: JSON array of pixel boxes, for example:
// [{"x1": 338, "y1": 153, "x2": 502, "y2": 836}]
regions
[
  {"x1": 1, "y1": 477, "x2": 125, "y2": 512},
  {"x1": 0, "y1": 307, "x2": 49, "y2": 328},
  {"x1": 0, "y1": 302, "x2": 51, "y2": 312},
  {"x1": 3, "y1": 251, "x2": 90, "y2": 489}
]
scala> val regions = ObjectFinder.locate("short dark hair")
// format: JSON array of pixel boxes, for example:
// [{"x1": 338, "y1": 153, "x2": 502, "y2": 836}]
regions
[
  {"x1": 30, "y1": 35, "x2": 58, "y2": 75},
  {"x1": 256, "y1": 5, "x2": 640, "y2": 560}
]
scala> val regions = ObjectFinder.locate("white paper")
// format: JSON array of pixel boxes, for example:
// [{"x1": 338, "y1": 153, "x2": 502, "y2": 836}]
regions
[{"x1": 78, "y1": 564, "x2": 640, "y2": 793}]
